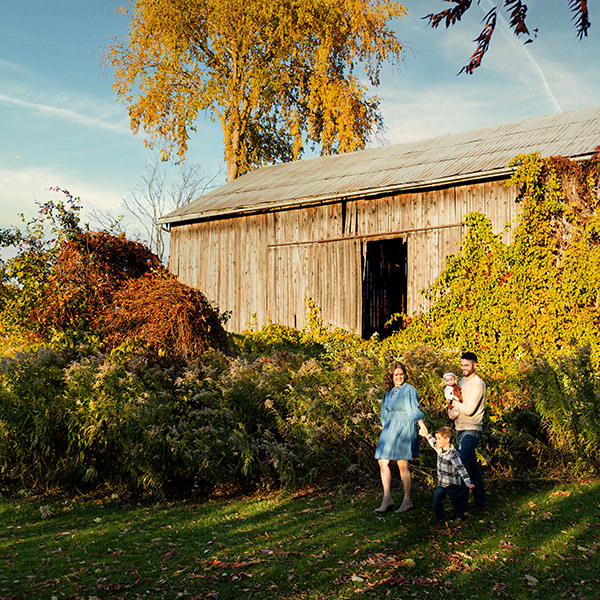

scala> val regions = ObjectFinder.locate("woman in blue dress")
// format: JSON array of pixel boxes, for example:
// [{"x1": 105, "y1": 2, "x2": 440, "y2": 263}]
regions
[{"x1": 374, "y1": 361, "x2": 425, "y2": 513}]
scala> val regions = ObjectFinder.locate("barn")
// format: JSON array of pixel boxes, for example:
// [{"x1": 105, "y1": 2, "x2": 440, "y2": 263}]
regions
[{"x1": 160, "y1": 105, "x2": 600, "y2": 337}]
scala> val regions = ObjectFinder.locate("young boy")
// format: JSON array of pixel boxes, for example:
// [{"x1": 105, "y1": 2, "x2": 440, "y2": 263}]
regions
[{"x1": 419, "y1": 425, "x2": 474, "y2": 524}]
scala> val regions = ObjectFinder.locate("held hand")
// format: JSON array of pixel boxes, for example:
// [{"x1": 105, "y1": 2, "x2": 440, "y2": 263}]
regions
[
  {"x1": 466, "y1": 483, "x2": 475, "y2": 489},
  {"x1": 418, "y1": 421, "x2": 429, "y2": 437}
]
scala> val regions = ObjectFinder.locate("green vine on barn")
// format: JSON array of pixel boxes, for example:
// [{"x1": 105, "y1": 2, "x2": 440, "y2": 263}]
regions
[{"x1": 391, "y1": 149, "x2": 600, "y2": 372}]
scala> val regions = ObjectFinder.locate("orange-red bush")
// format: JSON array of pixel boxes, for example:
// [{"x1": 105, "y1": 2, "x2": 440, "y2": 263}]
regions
[
  {"x1": 99, "y1": 273, "x2": 228, "y2": 360},
  {"x1": 32, "y1": 229, "x2": 227, "y2": 359},
  {"x1": 34, "y1": 230, "x2": 164, "y2": 332}
]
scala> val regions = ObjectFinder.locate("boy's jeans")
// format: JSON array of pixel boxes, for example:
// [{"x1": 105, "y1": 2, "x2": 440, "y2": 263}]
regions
[
  {"x1": 433, "y1": 484, "x2": 469, "y2": 522},
  {"x1": 455, "y1": 429, "x2": 488, "y2": 507}
]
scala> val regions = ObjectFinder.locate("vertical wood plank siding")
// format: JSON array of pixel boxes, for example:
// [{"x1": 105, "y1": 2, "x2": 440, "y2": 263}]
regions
[{"x1": 169, "y1": 179, "x2": 519, "y2": 333}]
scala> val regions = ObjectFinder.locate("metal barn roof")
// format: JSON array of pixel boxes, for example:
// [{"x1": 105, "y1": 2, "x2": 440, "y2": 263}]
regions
[{"x1": 161, "y1": 105, "x2": 600, "y2": 224}]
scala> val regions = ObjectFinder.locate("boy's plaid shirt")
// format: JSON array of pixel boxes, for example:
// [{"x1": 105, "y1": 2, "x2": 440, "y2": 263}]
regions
[{"x1": 425, "y1": 435, "x2": 472, "y2": 487}]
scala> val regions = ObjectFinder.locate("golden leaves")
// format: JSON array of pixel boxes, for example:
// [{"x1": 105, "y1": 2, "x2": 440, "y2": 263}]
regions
[{"x1": 105, "y1": 0, "x2": 406, "y2": 180}]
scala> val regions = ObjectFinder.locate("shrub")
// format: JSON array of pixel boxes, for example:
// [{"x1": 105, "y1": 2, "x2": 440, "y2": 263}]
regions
[
  {"x1": 519, "y1": 344, "x2": 600, "y2": 476},
  {"x1": 0, "y1": 335, "x2": 382, "y2": 495},
  {"x1": 1, "y1": 189, "x2": 228, "y2": 360},
  {"x1": 0, "y1": 348, "x2": 72, "y2": 487},
  {"x1": 99, "y1": 273, "x2": 228, "y2": 361},
  {"x1": 34, "y1": 229, "x2": 163, "y2": 336},
  {"x1": 1, "y1": 335, "x2": 599, "y2": 496}
]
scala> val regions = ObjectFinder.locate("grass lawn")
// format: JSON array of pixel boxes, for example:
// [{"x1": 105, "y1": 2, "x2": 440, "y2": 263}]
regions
[{"x1": 1, "y1": 480, "x2": 599, "y2": 600}]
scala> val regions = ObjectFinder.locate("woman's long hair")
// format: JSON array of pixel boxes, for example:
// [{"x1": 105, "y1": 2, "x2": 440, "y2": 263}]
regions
[{"x1": 383, "y1": 361, "x2": 409, "y2": 392}]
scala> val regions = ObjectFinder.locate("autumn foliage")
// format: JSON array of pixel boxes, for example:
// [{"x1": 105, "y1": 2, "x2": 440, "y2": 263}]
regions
[
  {"x1": 34, "y1": 229, "x2": 163, "y2": 334},
  {"x1": 425, "y1": 0, "x2": 591, "y2": 74},
  {"x1": 0, "y1": 190, "x2": 227, "y2": 361},
  {"x1": 107, "y1": 0, "x2": 406, "y2": 180},
  {"x1": 101, "y1": 273, "x2": 228, "y2": 359}
]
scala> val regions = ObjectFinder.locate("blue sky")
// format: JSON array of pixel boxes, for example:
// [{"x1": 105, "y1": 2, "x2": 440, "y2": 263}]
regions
[{"x1": 1, "y1": 0, "x2": 599, "y2": 240}]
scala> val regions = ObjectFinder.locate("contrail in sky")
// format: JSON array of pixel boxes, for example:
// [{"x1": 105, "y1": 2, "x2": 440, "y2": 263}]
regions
[{"x1": 480, "y1": 1, "x2": 562, "y2": 112}]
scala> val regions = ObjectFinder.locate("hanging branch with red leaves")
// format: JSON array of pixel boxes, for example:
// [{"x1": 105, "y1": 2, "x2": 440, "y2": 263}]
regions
[{"x1": 424, "y1": 0, "x2": 591, "y2": 74}]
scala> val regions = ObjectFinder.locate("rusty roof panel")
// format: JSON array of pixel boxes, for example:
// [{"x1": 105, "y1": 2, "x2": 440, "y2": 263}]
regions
[{"x1": 162, "y1": 106, "x2": 600, "y2": 223}]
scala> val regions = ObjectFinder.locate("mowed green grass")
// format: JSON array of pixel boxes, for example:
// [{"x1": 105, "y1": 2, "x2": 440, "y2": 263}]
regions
[{"x1": 1, "y1": 480, "x2": 599, "y2": 600}]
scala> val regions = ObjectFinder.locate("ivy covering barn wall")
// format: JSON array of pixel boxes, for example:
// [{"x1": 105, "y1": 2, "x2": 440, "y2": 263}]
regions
[{"x1": 389, "y1": 150, "x2": 600, "y2": 372}]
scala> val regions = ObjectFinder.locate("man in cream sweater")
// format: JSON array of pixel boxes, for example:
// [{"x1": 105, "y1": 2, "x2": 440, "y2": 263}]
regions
[{"x1": 450, "y1": 351, "x2": 488, "y2": 510}]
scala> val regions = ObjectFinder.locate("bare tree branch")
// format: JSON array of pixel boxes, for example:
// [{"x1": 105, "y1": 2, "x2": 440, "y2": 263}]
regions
[
  {"x1": 123, "y1": 159, "x2": 219, "y2": 263},
  {"x1": 89, "y1": 158, "x2": 219, "y2": 264}
]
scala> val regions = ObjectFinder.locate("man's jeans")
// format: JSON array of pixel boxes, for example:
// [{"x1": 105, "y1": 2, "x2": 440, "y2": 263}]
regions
[{"x1": 455, "y1": 429, "x2": 487, "y2": 507}]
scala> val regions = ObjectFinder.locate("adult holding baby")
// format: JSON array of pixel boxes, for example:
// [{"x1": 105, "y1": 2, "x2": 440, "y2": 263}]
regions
[{"x1": 449, "y1": 351, "x2": 488, "y2": 511}]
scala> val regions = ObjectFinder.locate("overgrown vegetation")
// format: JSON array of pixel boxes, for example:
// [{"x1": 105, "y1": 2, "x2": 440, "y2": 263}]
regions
[
  {"x1": 391, "y1": 150, "x2": 600, "y2": 371},
  {"x1": 0, "y1": 338, "x2": 383, "y2": 496},
  {"x1": 0, "y1": 188, "x2": 227, "y2": 359},
  {"x1": 0, "y1": 314, "x2": 598, "y2": 496},
  {"x1": 1, "y1": 152, "x2": 600, "y2": 498}
]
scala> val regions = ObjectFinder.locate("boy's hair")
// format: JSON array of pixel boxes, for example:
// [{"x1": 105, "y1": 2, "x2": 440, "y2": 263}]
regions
[
  {"x1": 461, "y1": 351, "x2": 478, "y2": 362},
  {"x1": 435, "y1": 426, "x2": 454, "y2": 440}
]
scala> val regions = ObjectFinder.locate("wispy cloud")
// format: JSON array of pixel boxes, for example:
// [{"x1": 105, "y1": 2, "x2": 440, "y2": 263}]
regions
[
  {"x1": 0, "y1": 90, "x2": 130, "y2": 135},
  {"x1": 0, "y1": 166, "x2": 127, "y2": 229},
  {"x1": 0, "y1": 58, "x2": 27, "y2": 73},
  {"x1": 379, "y1": 86, "x2": 499, "y2": 145},
  {"x1": 375, "y1": 1, "x2": 594, "y2": 148}
]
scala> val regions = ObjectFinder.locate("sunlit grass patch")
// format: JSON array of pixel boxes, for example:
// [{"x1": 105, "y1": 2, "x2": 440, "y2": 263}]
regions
[{"x1": 1, "y1": 481, "x2": 599, "y2": 599}]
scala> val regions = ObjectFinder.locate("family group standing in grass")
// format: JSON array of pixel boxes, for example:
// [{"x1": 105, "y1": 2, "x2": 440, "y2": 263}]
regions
[{"x1": 374, "y1": 352, "x2": 488, "y2": 524}]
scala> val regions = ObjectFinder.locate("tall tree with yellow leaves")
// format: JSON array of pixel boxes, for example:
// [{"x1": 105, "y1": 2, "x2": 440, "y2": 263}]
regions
[{"x1": 106, "y1": 0, "x2": 406, "y2": 181}]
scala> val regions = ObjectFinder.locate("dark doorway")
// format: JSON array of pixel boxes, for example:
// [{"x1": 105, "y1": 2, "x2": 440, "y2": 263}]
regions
[{"x1": 362, "y1": 238, "x2": 407, "y2": 339}]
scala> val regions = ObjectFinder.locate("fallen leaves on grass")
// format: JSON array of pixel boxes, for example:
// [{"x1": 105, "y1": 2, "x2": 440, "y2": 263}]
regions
[
  {"x1": 39, "y1": 505, "x2": 53, "y2": 519},
  {"x1": 524, "y1": 574, "x2": 539, "y2": 586}
]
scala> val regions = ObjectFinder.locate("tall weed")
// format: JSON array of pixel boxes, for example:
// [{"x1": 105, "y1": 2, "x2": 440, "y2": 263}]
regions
[
  {"x1": 1, "y1": 332, "x2": 599, "y2": 496},
  {"x1": 520, "y1": 344, "x2": 600, "y2": 475}
]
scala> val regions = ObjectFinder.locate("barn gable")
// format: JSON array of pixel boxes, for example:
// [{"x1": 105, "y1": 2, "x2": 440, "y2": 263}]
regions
[{"x1": 160, "y1": 106, "x2": 600, "y2": 336}]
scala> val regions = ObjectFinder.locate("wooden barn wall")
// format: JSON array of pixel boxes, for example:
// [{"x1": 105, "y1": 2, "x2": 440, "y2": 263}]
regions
[{"x1": 169, "y1": 178, "x2": 519, "y2": 333}]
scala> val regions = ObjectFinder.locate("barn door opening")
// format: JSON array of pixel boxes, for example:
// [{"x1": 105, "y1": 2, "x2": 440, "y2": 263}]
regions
[{"x1": 362, "y1": 238, "x2": 407, "y2": 339}]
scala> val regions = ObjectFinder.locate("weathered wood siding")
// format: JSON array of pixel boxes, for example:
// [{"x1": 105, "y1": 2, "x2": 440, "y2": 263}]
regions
[{"x1": 169, "y1": 178, "x2": 519, "y2": 333}]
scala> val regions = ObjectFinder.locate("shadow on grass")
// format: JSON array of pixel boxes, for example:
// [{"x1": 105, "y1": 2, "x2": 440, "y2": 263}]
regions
[
  {"x1": 0, "y1": 480, "x2": 599, "y2": 599},
  {"x1": 174, "y1": 481, "x2": 600, "y2": 600}
]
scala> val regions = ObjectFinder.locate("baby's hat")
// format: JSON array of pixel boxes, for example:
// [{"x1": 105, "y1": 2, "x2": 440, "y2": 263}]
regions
[{"x1": 443, "y1": 371, "x2": 457, "y2": 380}]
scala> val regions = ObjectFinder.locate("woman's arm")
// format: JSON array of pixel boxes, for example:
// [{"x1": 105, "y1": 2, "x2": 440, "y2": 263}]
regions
[
  {"x1": 379, "y1": 391, "x2": 389, "y2": 427},
  {"x1": 406, "y1": 385, "x2": 425, "y2": 421}
]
